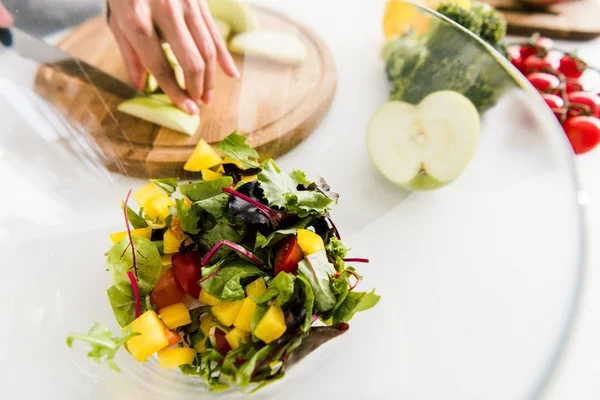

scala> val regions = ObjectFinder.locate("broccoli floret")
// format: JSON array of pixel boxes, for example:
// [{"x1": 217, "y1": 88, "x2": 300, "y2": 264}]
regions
[
  {"x1": 436, "y1": 3, "x2": 483, "y2": 36},
  {"x1": 471, "y1": 3, "x2": 506, "y2": 45},
  {"x1": 384, "y1": 32, "x2": 428, "y2": 82},
  {"x1": 494, "y1": 40, "x2": 509, "y2": 59}
]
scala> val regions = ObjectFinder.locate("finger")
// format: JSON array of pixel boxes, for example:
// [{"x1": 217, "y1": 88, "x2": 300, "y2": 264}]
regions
[
  {"x1": 156, "y1": 0, "x2": 206, "y2": 104},
  {"x1": 198, "y1": 0, "x2": 240, "y2": 79},
  {"x1": 120, "y1": 11, "x2": 198, "y2": 115},
  {"x1": 0, "y1": 3, "x2": 13, "y2": 28},
  {"x1": 109, "y1": 19, "x2": 146, "y2": 90}
]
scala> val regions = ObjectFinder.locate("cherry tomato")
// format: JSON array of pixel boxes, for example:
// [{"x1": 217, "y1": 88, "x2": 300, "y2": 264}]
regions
[
  {"x1": 214, "y1": 328, "x2": 232, "y2": 355},
  {"x1": 535, "y1": 36, "x2": 554, "y2": 51},
  {"x1": 509, "y1": 46, "x2": 524, "y2": 72},
  {"x1": 542, "y1": 93, "x2": 565, "y2": 120},
  {"x1": 274, "y1": 235, "x2": 304, "y2": 276},
  {"x1": 523, "y1": 55, "x2": 558, "y2": 74},
  {"x1": 566, "y1": 80, "x2": 583, "y2": 94},
  {"x1": 150, "y1": 268, "x2": 187, "y2": 311},
  {"x1": 519, "y1": 37, "x2": 553, "y2": 60},
  {"x1": 558, "y1": 55, "x2": 585, "y2": 79},
  {"x1": 527, "y1": 72, "x2": 561, "y2": 93},
  {"x1": 567, "y1": 92, "x2": 600, "y2": 118},
  {"x1": 519, "y1": 45, "x2": 537, "y2": 60},
  {"x1": 563, "y1": 116, "x2": 600, "y2": 155},
  {"x1": 172, "y1": 251, "x2": 203, "y2": 299}
]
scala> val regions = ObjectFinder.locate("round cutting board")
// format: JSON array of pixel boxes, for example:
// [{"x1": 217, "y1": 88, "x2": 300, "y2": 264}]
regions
[{"x1": 33, "y1": 5, "x2": 337, "y2": 179}]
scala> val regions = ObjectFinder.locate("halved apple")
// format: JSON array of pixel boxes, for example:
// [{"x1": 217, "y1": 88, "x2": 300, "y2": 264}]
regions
[
  {"x1": 117, "y1": 97, "x2": 200, "y2": 136},
  {"x1": 228, "y1": 31, "x2": 307, "y2": 66},
  {"x1": 207, "y1": 0, "x2": 258, "y2": 33},
  {"x1": 366, "y1": 91, "x2": 480, "y2": 191}
]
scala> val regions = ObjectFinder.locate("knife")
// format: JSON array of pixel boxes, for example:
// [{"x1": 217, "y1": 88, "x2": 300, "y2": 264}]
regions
[{"x1": 0, "y1": 26, "x2": 143, "y2": 99}]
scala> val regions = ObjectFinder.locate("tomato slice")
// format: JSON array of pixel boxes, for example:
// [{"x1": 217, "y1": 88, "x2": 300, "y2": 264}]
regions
[
  {"x1": 150, "y1": 268, "x2": 186, "y2": 311},
  {"x1": 214, "y1": 328, "x2": 232, "y2": 355},
  {"x1": 274, "y1": 235, "x2": 304, "y2": 276},
  {"x1": 172, "y1": 251, "x2": 203, "y2": 299}
]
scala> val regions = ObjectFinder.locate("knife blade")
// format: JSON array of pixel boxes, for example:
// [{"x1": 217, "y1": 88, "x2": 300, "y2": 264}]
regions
[{"x1": 0, "y1": 26, "x2": 143, "y2": 99}]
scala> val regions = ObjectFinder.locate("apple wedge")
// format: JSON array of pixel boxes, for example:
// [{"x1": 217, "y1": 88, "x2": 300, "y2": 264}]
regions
[
  {"x1": 207, "y1": 0, "x2": 258, "y2": 33},
  {"x1": 228, "y1": 31, "x2": 307, "y2": 66},
  {"x1": 366, "y1": 91, "x2": 480, "y2": 191},
  {"x1": 215, "y1": 19, "x2": 232, "y2": 40},
  {"x1": 117, "y1": 97, "x2": 200, "y2": 136}
]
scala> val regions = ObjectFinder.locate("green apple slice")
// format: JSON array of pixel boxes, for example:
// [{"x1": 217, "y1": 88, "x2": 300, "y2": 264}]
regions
[
  {"x1": 215, "y1": 18, "x2": 231, "y2": 40},
  {"x1": 366, "y1": 91, "x2": 480, "y2": 191},
  {"x1": 162, "y1": 43, "x2": 180, "y2": 66},
  {"x1": 144, "y1": 73, "x2": 158, "y2": 93},
  {"x1": 207, "y1": 0, "x2": 258, "y2": 33},
  {"x1": 150, "y1": 94, "x2": 172, "y2": 104},
  {"x1": 228, "y1": 31, "x2": 307, "y2": 66},
  {"x1": 117, "y1": 97, "x2": 200, "y2": 136}
]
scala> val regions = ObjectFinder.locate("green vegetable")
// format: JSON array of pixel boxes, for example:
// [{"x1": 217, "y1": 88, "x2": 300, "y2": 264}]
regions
[
  {"x1": 123, "y1": 205, "x2": 148, "y2": 229},
  {"x1": 199, "y1": 223, "x2": 246, "y2": 255},
  {"x1": 106, "y1": 285, "x2": 149, "y2": 327},
  {"x1": 106, "y1": 236, "x2": 161, "y2": 297},
  {"x1": 66, "y1": 323, "x2": 139, "y2": 372},
  {"x1": 258, "y1": 159, "x2": 334, "y2": 217},
  {"x1": 180, "y1": 177, "x2": 233, "y2": 202},
  {"x1": 200, "y1": 260, "x2": 266, "y2": 301},
  {"x1": 254, "y1": 217, "x2": 312, "y2": 249},
  {"x1": 195, "y1": 193, "x2": 229, "y2": 219},
  {"x1": 333, "y1": 290, "x2": 381, "y2": 323},
  {"x1": 149, "y1": 177, "x2": 179, "y2": 195},
  {"x1": 296, "y1": 276, "x2": 315, "y2": 333},
  {"x1": 175, "y1": 198, "x2": 200, "y2": 234},
  {"x1": 326, "y1": 236, "x2": 350, "y2": 261},
  {"x1": 436, "y1": 3, "x2": 482, "y2": 35},
  {"x1": 235, "y1": 344, "x2": 275, "y2": 388},
  {"x1": 470, "y1": 2, "x2": 506, "y2": 45},
  {"x1": 250, "y1": 303, "x2": 270, "y2": 340},
  {"x1": 298, "y1": 250, "x2": 336, "y2": 312},
  {"x1": 216, "y1": 131, "x2": 260, "y2": 169},
  {"x1": 253, "y1": 272, "x2": 295, "y2": 306}
]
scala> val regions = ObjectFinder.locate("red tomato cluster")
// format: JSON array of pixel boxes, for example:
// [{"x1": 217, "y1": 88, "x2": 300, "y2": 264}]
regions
[
  {"x1": 509, "y1": 35, "x2": 600, "y2": 155},
  {"x1": 150, "y1": 251, "x2": 203, "y2": 311}
]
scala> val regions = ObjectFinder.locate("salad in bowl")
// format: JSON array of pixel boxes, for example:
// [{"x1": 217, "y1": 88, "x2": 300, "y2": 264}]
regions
[{"x1": 66, "y1": 132, "x2": 379, "y2": 393}]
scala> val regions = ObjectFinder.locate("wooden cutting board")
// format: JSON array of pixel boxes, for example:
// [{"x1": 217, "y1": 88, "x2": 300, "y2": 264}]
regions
[
  {"x1": 33, "y1": 5, "x2": 337, "y2": 179},
  {"x1": 481, "y1": 0, "x2": 600, "y2": 40}
]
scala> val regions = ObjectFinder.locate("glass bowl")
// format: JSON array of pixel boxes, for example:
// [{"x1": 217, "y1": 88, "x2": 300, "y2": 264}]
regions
[{"x1": 0, "y1": 1, "x2": 587, "y2": 399}]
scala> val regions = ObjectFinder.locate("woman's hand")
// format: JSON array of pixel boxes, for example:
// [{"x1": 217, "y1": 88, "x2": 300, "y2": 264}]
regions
[
  {"x1": 0, "y1": 2, "x2": 13, "y2": 28},
  {"x1": 107, "y1": 0, "x2": 240, "y2": 114}
]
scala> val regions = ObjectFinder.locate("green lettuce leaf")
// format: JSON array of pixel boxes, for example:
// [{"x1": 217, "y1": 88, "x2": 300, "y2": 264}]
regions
[
  {"x1": 326, "y1": 236, "x2": 351, "y2": 260},
  {"x1": 180, "y1": 177, "x2": 233, "y2": 202},
  {"x1": 333, "y1": 290, "x2": 380, "y2": 323},
  {"x1": 175, "y1": 198, "x2": 200, "y2": 234},
  {"x1": 296, "y1": 276, "x2": 315, "y2": 333},
  {"x1": 195, "y1": 193, "x2": 229, "y2": 219},
  {"x1": 254, "y1": 218, "x2": 312, "y2": 249},
  {"x1": 250, "y1": 303, "x2": 269, "y2": 341},
  {"x1": 150, "y1": 177, "x2": 179, "y2": 195},
  {"x1": 297, "y1": 250, "x2": 336, "y2": 312},
  {"x1": 216, "y1": 131, "x2": 260, "y2": 169},
  {"x1": 200, "y1": 260, "x2": 266, "y2": 301},
  {"x1": 258, "y1": 159, "x2": 334, "y2": 217},
  {"x1": 106, "y1": 285, "x2": 149, "y2": 328},
  {"x1": 66, "y1": 323, "x2": 139, "y2": 372},
  {"x1": 123, "y1": 205, "x2": 148, "y2": 229},
  {"x1": 235, "y1": 343, "x2": 275, "y2": 389},
  {"x1": 253, "y1": 272, "x2": 295, "y2": 306},
  {"x1": 199, "y1": 223, "x2": 246, "y2": 255},
  {"x1": 106, "y1": 236, "x2": 161, "y2": 297}
]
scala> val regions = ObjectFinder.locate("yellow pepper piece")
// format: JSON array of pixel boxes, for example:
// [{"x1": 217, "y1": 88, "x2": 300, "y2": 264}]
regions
[
  {"x1": 143, "y1": 194, "x2": 174, "y2": 222},
  {"x1": 157, "y1": 347, "x2": 196, "y2": 369},
  {"x1": 184, "y1": 139, "x2": 223, "y2": 172},
  {"x1": 127, "y1": 310, "x2": 169, "y2": 362},
  {"x1": 245, "y1": 278, "x2": 267, "y2": 298},
  {"x1": 254, "y1": 306, "x2": 287, "y2": 344},
  {"x1": 199, "y1": 314, "x2": 214, "y2": 336},
  {"x1": 241, "y1": 175, "x2": 258, "y2": 182},
  {"x1": 234, "y1": 297, "x2": 256, "y2": 332},
  {"x1": 297, "y1": 229, "x2": 325, "y2": 256},
  {"x1": 201, "y1": 169, "x2": 223, "y2": 181},
  {"x1": 109, "y1": 227, "x2": 152, "y2": 244},
  {"x1": 225, "y1": 327, "x2": 249, "y2": 350},
  {"x1": 199, "y1": 290, "x2": 223, "y2": 306},
  {"x1": 183, "y1": 195, "x2": 193, "y2": 209},
  {"x1": 134, "y1": 182, "x2": 163, "y2": 208},
  {"x1": 383, "y1": 0, "x2": 431, "y2": 39},
  {"x1": 159, "y1": 303, "x2": 192, "y2": 329},
  {"x1": 163, "y1": 229, "x2": 187, "y2": 254},
  {"x1": 194, "y1": 338, "x2": 207, "y2": 352},
  {"x1": 212, "y1": 300, "x2": 244, "y2": 326}
]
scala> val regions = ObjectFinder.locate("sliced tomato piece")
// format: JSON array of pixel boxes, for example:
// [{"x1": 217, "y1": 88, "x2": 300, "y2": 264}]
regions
[
  {"x1": 214, "y1": 328, "x2": 232, "y2": 355},
  {"x1": 150, "y1": 268, "x2": 187, "y2": 311},
  {"x1": 172, "y1": 251, "x2": 203, "y2": 298},
  {"x1": 274, "y1": 235, "x2": 304, "y2": 276}
]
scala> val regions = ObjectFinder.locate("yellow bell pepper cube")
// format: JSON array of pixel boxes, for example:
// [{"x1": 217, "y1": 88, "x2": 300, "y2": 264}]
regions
[
  {"x1": 201, "y1": 169, "x2": 223, "y2": 181},
  {"x1": 199, "y1": 290, "x2": 223, "y2": 306},
  {"x1": 163, "y1": 229, "x2": 186, "y2": 254},
  {"x1": 157, "y1": 347, "x2": 196, "y2": 369},
  {"x1": 109, "y1": 227, "x2": 152, "y2": 244},
  {"x1": 199, "y1": 314, "x2": 214, "y2": 336},
  {"x1": 245, "y1": 278, "x2": 267, "y2": 298},
  {"x1": 134, "y1": 182, "x2": 163, "y2": 208},
  {"x1": 254, "y1": 306, "x2": 287, "y2": 344},
  {"x1": 159, "y1": 303, "x2": 191, "y2": 329},
  {"x1": 184, "y1": 139, "x2": 223, "y2": 172},
  {"x1": 241, "y1": 175, "x2": 258, "y2": 182},
  {"x1": 183, "y1": 195, "x2": 193, "y2": 209},
  {"x1": 212, "y1": 300, "x2": 244, "y2": 327},
  {"x1": 297, "y1": 229, "x2": 325, "y2": 256},
  {"x1": 126, "y1": 310, "x2": 169, "y2": 362},
  {"x1": 234, "y1": 298, "x2": 256, "y2": 332},
  {"x1": 143, "y1": 194, "x2": 174, "y2": 222},
  {"x1": 225, "y1": 327, "x2": 249, "y2": 350}
]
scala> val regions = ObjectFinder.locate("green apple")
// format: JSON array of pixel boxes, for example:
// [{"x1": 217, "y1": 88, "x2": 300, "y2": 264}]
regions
[
  {"x1": 207, "y1": 0, "x2": 258, "y2": 34},
  {"x1": 144, "y1": 73, "x2": 158, "y2": 93},
  {"x1": 117, "y1": 97, "x2": 200, "y2": 136},
  {"x1": 150, "y1": 94, "x2": 171, "y2": 104},
  {"x1": 228, "y1": 31, "x2": 307, "y2": 66},
  {"x1": 215, "y1": 18, "x2": 232, "y2": 40},
  {"x1": 366, "y1": 91, "x2": 480, "y2": 191}
]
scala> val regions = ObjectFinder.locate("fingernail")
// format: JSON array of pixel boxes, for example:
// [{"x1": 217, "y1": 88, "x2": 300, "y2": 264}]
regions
[
  {"x1": 184, "y1": 99, "x2": 199, "y2": 115},
  {"x1": 204, "y1": 90, "x2": 213, "y2": 104},
  {"x1": 233, "y1": 67, "x2": 241, "y2": 79}
]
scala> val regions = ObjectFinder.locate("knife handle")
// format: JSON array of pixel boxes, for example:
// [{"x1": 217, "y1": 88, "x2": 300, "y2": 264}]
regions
[{"x1": 0, "y1": 27, "x2": 12, "y2": 47}]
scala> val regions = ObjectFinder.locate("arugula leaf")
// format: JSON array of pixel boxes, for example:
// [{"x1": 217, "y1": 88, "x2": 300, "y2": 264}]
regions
[
  {"x1": 199, "y1": 223, "x2": 246, "y2": 255},
  {"x1": 180, "y1": 177, "x2": 233, "y2": 202},
  {"x1": 333, "y1": 290, "x2": 380, "y2": 323},
  {"x1": 326, "y1": 236, "x2": 351, "y2": 260},
  {"x1": 297, "y1": 250, "x2": 336, "y2": 312},
  {"x1": 216, "y1": 132, "x2": 260, "y2": 169},
  {"x1": 258, "y1": 159, "x2": 334, "y2": 217},
  {"x1": 106, "y1": 285, "x2": 149, "y2": 328},
  {"x1": 66, "y1": 323, "x2": 139, "y2": 372},
  {"x1": 200, "y1": 261, "x2": 266, "y2": 301},
  {"x1": 150, "y1": 178, "x2": 179, "y2": 195},
  {"x1": 195, "y1": 193, "x2": 229, "y2": 219},
  {"x1": 296, "y1": 276, "x2": 315, "y2": 333},
  {"x1": 254, "y1": 218, "x2": 312, "y2": 249},
  {"x1": 123, "y1": 205, "x2": 148, "y2": 229},
  {"x1": 175, "y1": 198, "x2": 200, "y2": 234},
  {"x1": 235, "y1": 344, "x2": 275, "y2": 389},
  {"x1": 106, "y1": 237, "x2": 161, "y2": 297},
  {"x1": 253, "y1": 272, "x2": 295, "y2": 307}
]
